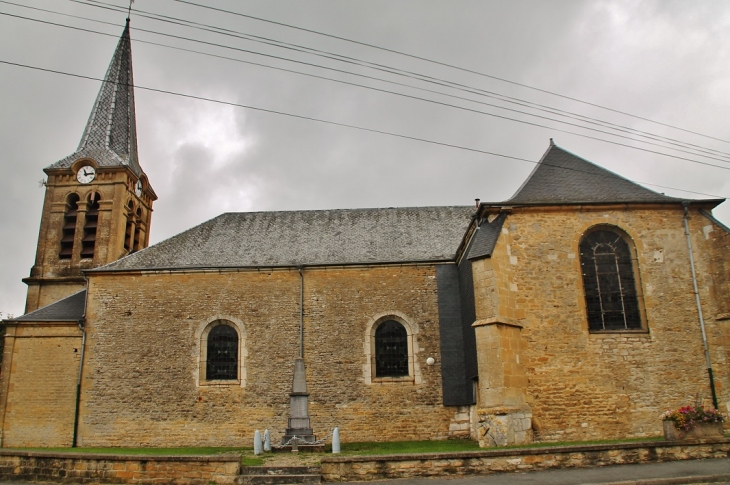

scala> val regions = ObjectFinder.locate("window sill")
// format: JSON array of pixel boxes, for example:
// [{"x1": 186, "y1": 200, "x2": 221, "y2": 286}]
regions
[
  {"x1": 589, "y1": 329, "x2": 650, "y2": 336},
  {"x1": 372, "y1": 376, "x2": 414, "y2": 384},
  {"x1": 200, "y1": 379, "x2": 240, "y2": 387}
]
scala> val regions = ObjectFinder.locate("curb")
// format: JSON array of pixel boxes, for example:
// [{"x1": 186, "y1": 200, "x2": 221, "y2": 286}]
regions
[{"x1": 589, "y1": 473, "x2": 730, "y2": 485}]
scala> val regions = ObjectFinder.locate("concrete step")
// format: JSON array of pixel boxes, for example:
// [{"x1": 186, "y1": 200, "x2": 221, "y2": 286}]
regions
[{"x1": 238, "y1": 466, "x2": 321, "y2": 485}]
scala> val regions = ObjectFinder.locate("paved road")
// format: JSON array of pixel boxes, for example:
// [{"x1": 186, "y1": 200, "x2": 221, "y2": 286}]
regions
[{"x1": 346, "y1": 458, "x2": 730, "y2": 485}]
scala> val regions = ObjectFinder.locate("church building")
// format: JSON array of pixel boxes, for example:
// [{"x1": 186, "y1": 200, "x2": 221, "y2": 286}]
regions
[{"x1": 1, "y1": 22, "x2": 729, "y2": 449}]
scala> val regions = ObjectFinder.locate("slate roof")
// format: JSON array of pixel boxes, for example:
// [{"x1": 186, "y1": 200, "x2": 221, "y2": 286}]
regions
[
  {"x1": 467, "y1": 212, "x2": 506, "y2": 260},
  {"x1": 8, "y1": 290, "x2": 86, "y2": 322},
  {"x1": 502, "y1": 142, "x2": 687, "y2": 205},
  {"x1": 47, "y1": 20, "x2": 142, "y2": 176},
  {"x1": 93, "y1": 206, "x2": 475, "y2": 272}
]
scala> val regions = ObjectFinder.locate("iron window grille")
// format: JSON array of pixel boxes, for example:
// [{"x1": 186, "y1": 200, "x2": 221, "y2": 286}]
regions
[
  {"x1": 375, "y1": 320, "x2": 409, "y2": 377},
  {"x1": 206, "y1": 324, "x2": 238, "y2": 380},
  {"x1": 580, "y1": 229, "x2": 642, "y2": 331}
]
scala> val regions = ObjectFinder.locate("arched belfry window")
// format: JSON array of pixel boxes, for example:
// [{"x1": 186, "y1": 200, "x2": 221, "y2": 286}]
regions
[
  {"x1": 59, "y1": 193, "x2": 80, "y2": 259},
  {"x1": 80, "y1": 192, "x2": 100, "y2": 259},
  {"x1": 580, "y1": 228, "x2": 643, "y2": 331},
  {"x1": 133, "y1": 207, "x2": 143, "y2": 252},
  {"x1": 375, "y1": 320, "x2": 409, "y2": 377},
  {"x1": 124, "y1": 201, "x2": 135, "y2": 253},
  {"x1": 206, "y1": 324, "x2": 238, "y2": 380}
]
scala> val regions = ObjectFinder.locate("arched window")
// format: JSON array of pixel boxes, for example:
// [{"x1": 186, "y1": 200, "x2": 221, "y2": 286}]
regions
[
  {"x1": 133, "y1": 207, "x2": 143, "y2": 252},
  {"x1": 59, "y1": 193, "x2": 80, "y2": 259},
  {"x1": 124, "y1": 201, "x2": 135, "y2": 253},
  {"x1": 375, "y1": 320, "x2": 409, "y2": 377},
  {"x1": 80, "y1": 192, "x2": 100, "y2": 259},
  {"x1": 580, "y1": 228, "x2": 643, "y2": 331},
  {"x1": 206, "y1": 324, "x2": 238, "y2": 380}
]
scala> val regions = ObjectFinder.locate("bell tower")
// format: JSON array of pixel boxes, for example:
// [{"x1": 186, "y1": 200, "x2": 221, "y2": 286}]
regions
[{"x1": 24, "y1": 20, "x2": 156, "y2": 313}]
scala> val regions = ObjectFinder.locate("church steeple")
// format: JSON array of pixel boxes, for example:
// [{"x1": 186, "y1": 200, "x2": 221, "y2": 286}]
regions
[
  {"x1": 48, "y1": 19, "x2": 141, "y2": 175},
  {"x1": 23, "y1": 21, "x2": 155, "y2": 314}
]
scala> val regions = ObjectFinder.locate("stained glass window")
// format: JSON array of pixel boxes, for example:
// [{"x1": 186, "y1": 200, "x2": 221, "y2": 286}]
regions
[
  {"x1": 206, "y1": 324, "x2": 238, "y2": 380},
  {"x1": 580, "y1": 229, "x2": 642, "y2": 331},
  {"x1": 375, "y1": 320, "x2": 409, "y2": 377}
]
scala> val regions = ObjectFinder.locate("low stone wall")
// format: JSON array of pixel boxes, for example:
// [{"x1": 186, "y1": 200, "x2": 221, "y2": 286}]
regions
[
  {"x1": 320, "y1": 439, "x2": 730, "y2": 482},
  {"x1": 0, "y1": 451, "x2": 241, "y2": 484}
]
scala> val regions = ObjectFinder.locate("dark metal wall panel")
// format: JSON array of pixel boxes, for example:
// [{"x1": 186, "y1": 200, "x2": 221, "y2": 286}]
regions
[
  {"x1": 458, "y1": 232, "x2": 479, "y2": 391},
  {"x1": 435, "y1": 264, "x2": 470, "y2": 405}
]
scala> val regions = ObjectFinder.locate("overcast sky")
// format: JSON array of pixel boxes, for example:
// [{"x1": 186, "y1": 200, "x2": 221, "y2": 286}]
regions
[{"x1": 1, "y1": 0, "x2": 729, "y2": 317}]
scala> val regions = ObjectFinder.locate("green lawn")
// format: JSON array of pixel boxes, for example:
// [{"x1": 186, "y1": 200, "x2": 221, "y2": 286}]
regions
[
  {"x1": 16, "y1": 447, "x2": 250, "y2": 455},
  {"x1": 11, "y1": 435, "x2": 669, "y2": 462}
]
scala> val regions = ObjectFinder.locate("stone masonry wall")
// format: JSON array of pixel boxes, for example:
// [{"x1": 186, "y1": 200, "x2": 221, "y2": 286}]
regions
[
  {"x1": 77, "y1": 265, "x2": 461, "y2": 446},
  {"x1": 471, "y1": 205, "x2": 730, "y2": 442},
  {"x1": 320, "y1": 439, "x2": 730, "y2": 481},
  {"x1": 0, "y1": 323, "x2": 82, "y2": 447},
  {"x1": 0, "y1": 451, "x2": 239, "y2": 485}
]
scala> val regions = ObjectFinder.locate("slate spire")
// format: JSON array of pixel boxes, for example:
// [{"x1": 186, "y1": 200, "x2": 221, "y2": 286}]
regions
[{"x1": 49, "y1": 20, "x2": 142, "y2": 175}]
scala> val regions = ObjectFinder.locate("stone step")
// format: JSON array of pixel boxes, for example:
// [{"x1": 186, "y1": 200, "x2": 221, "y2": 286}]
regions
[
  {"x1": 240, "y1": 466, "x2": 321, "y2": 475},
  {"x1": 238, "y1": 466, "x2": 322, "y2": 485}
]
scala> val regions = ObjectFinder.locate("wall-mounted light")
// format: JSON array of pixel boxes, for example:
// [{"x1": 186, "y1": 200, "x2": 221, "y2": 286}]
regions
[{"x1": 426, "y1": 357, "x2": 435, "y2": 366}]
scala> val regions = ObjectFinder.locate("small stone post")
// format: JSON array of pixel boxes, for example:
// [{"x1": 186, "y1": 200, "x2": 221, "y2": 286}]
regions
[
  {"x1": 332, "y1": 427, "x2": 340, "y2": 454},
  {"x1": 254, "y1": 430, "x2": 263, "y2": 455},
  {"x1": 263, "y1": 429, "x2": 271, "y2": 452}
]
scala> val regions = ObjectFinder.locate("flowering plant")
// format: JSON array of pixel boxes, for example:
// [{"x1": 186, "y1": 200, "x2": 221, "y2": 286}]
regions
[{"x1": 662, "y1": 405, "x2": 725, "y2": 431}]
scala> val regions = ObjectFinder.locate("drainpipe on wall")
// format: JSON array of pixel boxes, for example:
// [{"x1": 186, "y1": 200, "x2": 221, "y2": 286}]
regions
[
  {"x1": 682, "y1": 202, "x2": 719, "y2": 409},
  {"x1": 72, "y1": 275, "x2": 90, "y2": 447},
  {"x1": 298, "y1": 266, "x2": 304, "y2": 359}
]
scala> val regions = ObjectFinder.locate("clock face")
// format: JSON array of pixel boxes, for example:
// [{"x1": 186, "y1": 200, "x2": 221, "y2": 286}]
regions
[
  {"x1": 135, "y1": 180, "x2": 143, "y2": 197},
  {"x1": 76, "y1": 165, "x2": 96, "y2": 184}
]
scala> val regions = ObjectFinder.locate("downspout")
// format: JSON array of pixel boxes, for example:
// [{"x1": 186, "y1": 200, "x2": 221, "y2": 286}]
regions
[
  {"x1": 72, "y1": 275, "x2": 90, "y2": 447},
  {"x1": 682, "y1": 202, "x2": 719, "y2": 409},
  {"x1": 298, "y1": 267, "x2": 304, "y2": 359}
]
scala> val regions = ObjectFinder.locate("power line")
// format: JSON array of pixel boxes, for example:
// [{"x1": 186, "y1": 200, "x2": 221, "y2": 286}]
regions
[
  {"x1": 3, "y1": 8, "x2": 730, "y2": 169},
  {"x1": 0, "y1": 57, "x2": 727, "y2": 202},
  {"x1": 74, "y1": 0, "x2": 730, "y2": 162},
  {"x1": 171, "y1": 0, "x2": 730, "y2": 146}
]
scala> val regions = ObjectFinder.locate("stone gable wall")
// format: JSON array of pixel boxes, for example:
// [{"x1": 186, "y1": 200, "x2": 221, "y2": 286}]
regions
[
  {"x1": 471, "y1": 205, "x2": 730, "y2": 442},
  {"x1": 78, "y1": 265, "x2": 458, "y2": 446},
  {"x1": 0, "y1": 324, "x2": 82, "y2": 447}
]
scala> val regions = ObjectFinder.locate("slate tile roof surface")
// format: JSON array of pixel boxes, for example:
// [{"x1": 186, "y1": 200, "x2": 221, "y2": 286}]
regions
[
  {"x1": 94, "y1": 206, "x2": 475, "y2": 271},
  {"x1": 502, "y1": 143, "x2": 686, "y2": 205},
  {"x1": 47, "y1": 21, "x2": 142, "y2": 176},
  {"x1": 467, "y1": 213, "x2": 507, "y2": 260},
  {"x1": 9, "y1": 290, "x2": 86, "y2": 322}
]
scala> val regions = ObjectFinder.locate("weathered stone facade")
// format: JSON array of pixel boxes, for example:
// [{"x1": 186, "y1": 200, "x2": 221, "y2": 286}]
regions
[
  {"x1": 0, "y1": 322, "x2": 82, "y2": 447},
  {"x1": 471, "y1": 204, "x2": 730, "y2": 442},
  {"x1": 76, "y1": 266, "x2": 461, "y2": 446}
]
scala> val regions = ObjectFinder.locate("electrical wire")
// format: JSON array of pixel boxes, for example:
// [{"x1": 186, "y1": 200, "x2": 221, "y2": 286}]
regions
[
  {"x1": 3, "y1": 8, "x2": 730, "y2": 168},
  {"x1": 170, "y1": 0, "x2": 730, "y2": 146},
  {"x1": 73, "y1": 0, "x2": 730, "y2": 161},
  {"x1": 0, "y1": 57, "x2": 727, "y2": 202}
]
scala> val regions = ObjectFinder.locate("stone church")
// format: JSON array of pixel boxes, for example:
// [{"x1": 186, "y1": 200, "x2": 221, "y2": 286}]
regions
[{"x1": 2, "y1": 22, "x2": 729, "y2": 449}]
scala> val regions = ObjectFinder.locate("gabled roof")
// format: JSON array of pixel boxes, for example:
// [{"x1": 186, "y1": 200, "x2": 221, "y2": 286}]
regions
[
  {"x1": 92, "y1": 206, "x2": 475, "y2": 272},
  {"x1": 8, "y1": 290, "x2": 86, "y2": 322},
  {"x1": 47, "y1": 20, "x2": 142, "y2": 176},
  {"x1": 503, "y1": 142, "x2": 690, "y2": 205}
]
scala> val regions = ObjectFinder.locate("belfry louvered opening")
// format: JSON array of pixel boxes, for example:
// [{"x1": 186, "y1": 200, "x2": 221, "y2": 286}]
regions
[
  {"x1": 580, "y1": 228, "x2": 643, "y2": 331},
  {"x1": 59, "y1": 194, "x2": 80, "y2": 259},
  {"x1": 124, "y1": 201, "x2": 135, "y2": 253},
  {"x1": 81, "y1": 193, "x2": 100, "y2": 259}
]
